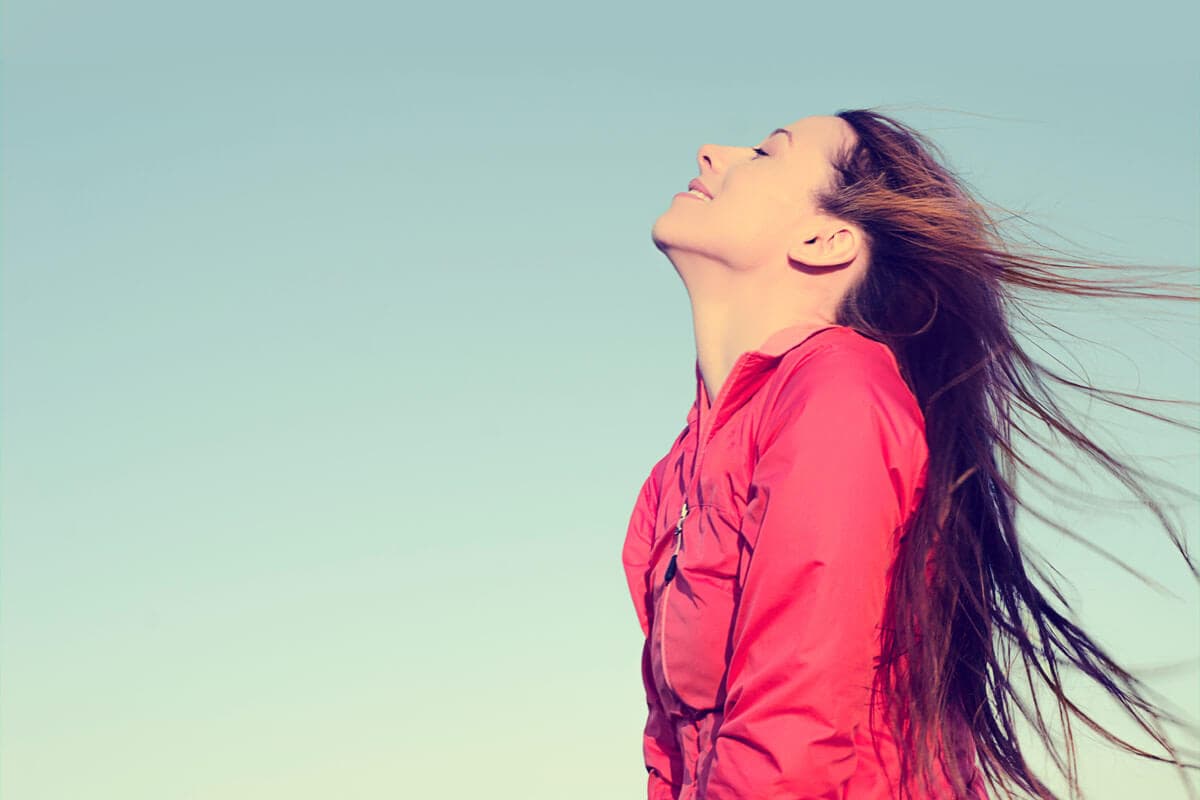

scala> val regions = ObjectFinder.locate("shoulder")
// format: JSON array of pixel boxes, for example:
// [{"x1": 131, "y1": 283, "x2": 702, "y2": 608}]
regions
[
  {"x1": 782, "y1": 326, "x2": 905, "y2": 383},
  {"x1": 760, "y1": 327, "x2": 926, "y2": 450}
]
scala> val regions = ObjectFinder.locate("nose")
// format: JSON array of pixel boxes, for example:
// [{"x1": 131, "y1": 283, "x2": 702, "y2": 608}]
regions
[{"x1": 697, "y1": 143, "x2": 723, "y2": 175}]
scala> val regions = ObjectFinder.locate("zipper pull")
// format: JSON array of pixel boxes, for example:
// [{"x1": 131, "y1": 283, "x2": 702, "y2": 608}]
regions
[
  {"x1": 674, "y1": 501, "x2": 689, "y2": 543},
  {"x1": 664, "y1": 501, "x2": 689, "y2": 585},
  {"x1": 664, "y1": 553, "x2": 678, "y2": 584}
]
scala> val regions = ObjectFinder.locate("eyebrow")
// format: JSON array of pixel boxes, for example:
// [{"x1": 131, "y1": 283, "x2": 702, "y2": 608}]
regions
[{"x1": 769, "y1": 128, "x2": 794, "y2": 145}]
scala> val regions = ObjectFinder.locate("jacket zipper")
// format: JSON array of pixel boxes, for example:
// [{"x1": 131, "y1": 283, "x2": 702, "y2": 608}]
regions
[
  {"x1": 657, "y1": 499, "x2": 688, "y2": 703},
  {"x1": 657, "y1": 371, "x2": 716, "y2": 705}
]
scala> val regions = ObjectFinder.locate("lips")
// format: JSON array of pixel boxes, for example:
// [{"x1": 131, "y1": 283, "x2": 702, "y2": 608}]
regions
[{"x1": 687, "y1": 179, "x2": 713, "y2": 199}]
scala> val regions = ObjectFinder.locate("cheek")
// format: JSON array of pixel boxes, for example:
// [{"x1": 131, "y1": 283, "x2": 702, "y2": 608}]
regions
[{"x1": 716, "y1": 190, "x2": 791, "y2": 244}]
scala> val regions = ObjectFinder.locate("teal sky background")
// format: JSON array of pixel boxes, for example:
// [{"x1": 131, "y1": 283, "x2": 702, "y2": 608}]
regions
[{"x1": 2, "y1": 2, "x2": 1198, "y2": 798}]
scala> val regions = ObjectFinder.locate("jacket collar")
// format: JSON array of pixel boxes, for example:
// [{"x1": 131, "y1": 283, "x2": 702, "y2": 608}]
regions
[{"x1": 686, "y1": 323, "x2": 845, "y2": 440}]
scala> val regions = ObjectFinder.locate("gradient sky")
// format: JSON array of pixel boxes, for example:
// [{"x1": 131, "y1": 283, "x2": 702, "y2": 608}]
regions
[{"x1": 2, "y1": 1, "x2": 1198, "y2": 798}]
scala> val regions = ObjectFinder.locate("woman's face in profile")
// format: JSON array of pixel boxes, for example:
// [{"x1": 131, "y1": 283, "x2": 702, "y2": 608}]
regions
[{"x1": 652, "y1": 115, "x2": 853, "y2": 274}]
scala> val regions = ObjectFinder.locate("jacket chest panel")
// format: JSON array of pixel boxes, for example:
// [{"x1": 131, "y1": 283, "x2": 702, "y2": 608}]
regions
[{"x1": 648, "y1": 419, "x2": 756, "y2": 714}]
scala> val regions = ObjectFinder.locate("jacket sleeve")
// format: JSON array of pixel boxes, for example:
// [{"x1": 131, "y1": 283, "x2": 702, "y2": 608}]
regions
[
  {"x1": 696, "y1": 343, "x2": 928, "y2": 800},
  {"x1": 622, "y1": 451, "x2": 684, "y2": 800}
]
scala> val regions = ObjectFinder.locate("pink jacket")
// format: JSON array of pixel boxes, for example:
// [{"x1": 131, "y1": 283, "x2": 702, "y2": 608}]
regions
[{"x1": 621, "y1": 324, "x2": 987, "y2": 799}]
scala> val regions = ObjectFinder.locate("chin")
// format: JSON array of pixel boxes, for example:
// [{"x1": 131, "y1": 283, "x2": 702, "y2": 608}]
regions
[{"x1": 651, "y1": 213, "x2": 683, "y2": 253}]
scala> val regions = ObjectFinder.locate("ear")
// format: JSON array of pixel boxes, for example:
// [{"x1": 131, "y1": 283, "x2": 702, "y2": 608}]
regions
[{"x1": 787, "y1": 221, "x2": 862, "y2": 268}]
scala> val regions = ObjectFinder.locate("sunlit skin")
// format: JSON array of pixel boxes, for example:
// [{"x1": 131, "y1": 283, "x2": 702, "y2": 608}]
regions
[{"x1": 651, "y1": 115, "x2": 869, "y2": 408}]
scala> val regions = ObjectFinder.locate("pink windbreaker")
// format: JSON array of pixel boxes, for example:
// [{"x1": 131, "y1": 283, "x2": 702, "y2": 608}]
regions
[{"x1": 621, "y1": 323, "x2": 988, "y2": 799}]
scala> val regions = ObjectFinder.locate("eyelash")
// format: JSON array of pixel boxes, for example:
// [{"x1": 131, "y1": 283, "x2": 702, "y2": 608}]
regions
[{"x1": 751, "y1": 147, "x2": 768, "y2": 158}]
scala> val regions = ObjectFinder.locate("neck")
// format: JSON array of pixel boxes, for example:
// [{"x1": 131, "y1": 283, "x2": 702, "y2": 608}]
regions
[{"x1": 690, "y1": 277, "x2": 839, "y2": 409}]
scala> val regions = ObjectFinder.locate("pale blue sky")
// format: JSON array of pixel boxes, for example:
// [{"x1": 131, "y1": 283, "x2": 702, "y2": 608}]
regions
[{"x1": 2, "y1": 1, "x2": 1198, "y2": 798}]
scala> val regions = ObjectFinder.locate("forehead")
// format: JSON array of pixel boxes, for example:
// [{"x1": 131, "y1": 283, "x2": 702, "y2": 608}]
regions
[{"x1": 778, "y1": 115, "x2": 856, "y2": 161}]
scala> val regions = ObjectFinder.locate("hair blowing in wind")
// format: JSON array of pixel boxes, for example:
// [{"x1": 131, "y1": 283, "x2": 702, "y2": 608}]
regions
[{"x1": 818, "y1": 108, "x2": 1199, "y2": 799}]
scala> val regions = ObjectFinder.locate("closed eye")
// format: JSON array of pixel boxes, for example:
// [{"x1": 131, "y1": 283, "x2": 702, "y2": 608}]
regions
[{"x1": 751, "y1": 147, "x2": 768, "y2": 158}]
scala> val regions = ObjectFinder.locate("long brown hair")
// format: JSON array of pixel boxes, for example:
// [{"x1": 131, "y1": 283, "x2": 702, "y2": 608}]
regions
[{"x1": 817, "y1": 107, "x2": 1199, "y2": 799}]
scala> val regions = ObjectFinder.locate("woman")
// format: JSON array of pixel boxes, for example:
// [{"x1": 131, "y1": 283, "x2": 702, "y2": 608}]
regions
[{"x1": 621, "y1": 110, "x2": 1198, "y2": 799}]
